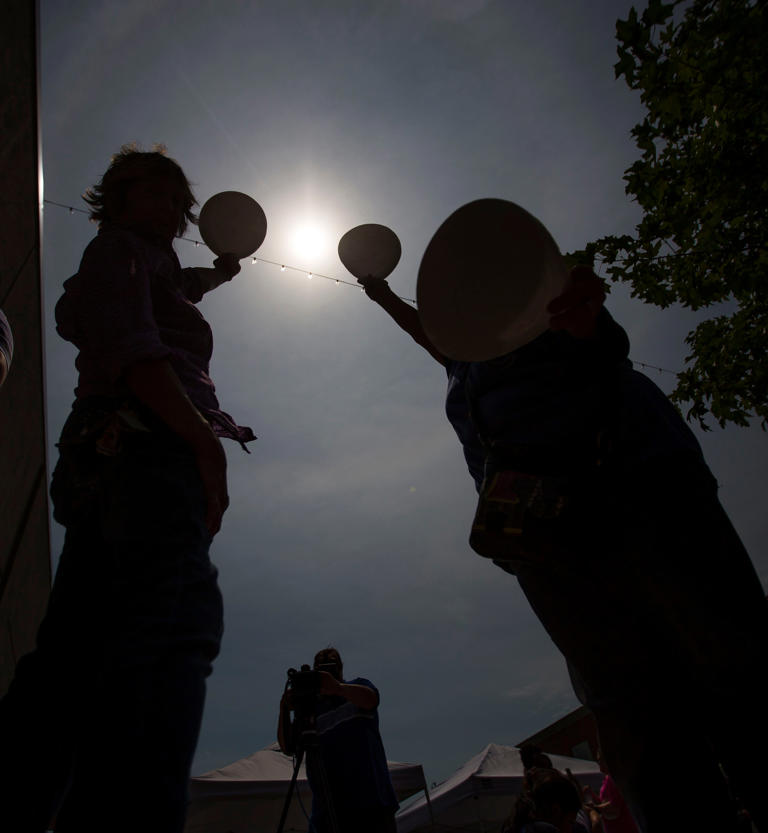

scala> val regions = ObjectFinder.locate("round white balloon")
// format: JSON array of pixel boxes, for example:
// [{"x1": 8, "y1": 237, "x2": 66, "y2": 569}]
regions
[
  {"x1": 417, "y1": 199, "x2": 568, "y2": 361},
  {"x1": 198, "y1": 191, "x2": 267, "y2": 258},
  {"x1": 338, "y1": 224, "x2": 401, "y2": 280}
]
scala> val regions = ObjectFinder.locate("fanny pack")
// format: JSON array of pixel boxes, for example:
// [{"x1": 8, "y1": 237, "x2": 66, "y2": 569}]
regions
[
  {"x1": 51, "y1": 398, "x2": 190, "y2": 526},
  {"x1": 462, "y1": 374, "x2": 610, "y2": 571},
  {"x1": 469, "y1": 457, "x2": 573, "y2": 565}
]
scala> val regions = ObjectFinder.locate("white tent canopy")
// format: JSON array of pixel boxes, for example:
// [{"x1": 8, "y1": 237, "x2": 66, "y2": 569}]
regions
[
  {"x1": 395, "y1": 743, "x2": 602, "y2": 833},
  {"x1": 185, "y1": 743, "x2": 426, "y2": 833}
]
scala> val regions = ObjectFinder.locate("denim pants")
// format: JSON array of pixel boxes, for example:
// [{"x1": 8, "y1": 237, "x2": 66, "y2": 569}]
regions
[
  {"x1": 0, "y1": 410, "x2": 223, "y2": 833},
  {"x1": 500, "y1": 456, "x2": 768, "y2": 832}
]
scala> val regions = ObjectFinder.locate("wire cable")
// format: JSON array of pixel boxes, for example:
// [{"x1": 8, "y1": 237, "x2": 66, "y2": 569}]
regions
[{"x1": 42, "y1": 198, "x2": 679, "y2": 375}]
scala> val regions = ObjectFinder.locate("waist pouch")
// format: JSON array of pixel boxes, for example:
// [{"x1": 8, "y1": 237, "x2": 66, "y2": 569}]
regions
[
  {"x1": 51, "y1": 398, "x2": 191, "y2": 526},
  {"x1": 469, "y1": 441, "x2": 604, "y2": 569}
]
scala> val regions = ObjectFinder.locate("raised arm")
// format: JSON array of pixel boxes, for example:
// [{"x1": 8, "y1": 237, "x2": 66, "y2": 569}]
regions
[
  {"x1": 358, "y1": 277, "x2": 446, "y2": 366},
  {"x1": 316, "y1": 671, "x2": 379, "y2": 710},
  {"x1": 183, "y1": 253, "x2": 243, "y2": 300}
]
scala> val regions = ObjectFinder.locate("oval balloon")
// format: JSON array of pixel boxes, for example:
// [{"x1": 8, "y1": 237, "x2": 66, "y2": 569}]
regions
[
  {"x1": 338, "y1": 224, "x2": 401, "y2": 280},
  {"x1": 416, "y1": 199, "x2": 568, "y2": 361},
  {"x1": 198, "y1": 191, "x2": 267, "y2": 258}
]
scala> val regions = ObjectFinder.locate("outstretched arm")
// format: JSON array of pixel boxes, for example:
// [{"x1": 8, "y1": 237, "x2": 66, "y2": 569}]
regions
[
  {"x1": 317, "y1": 672, "x2": 379, "y2": 710},
  {"x1": 192, "y1": 253, "x2": 242, "y2": 296},
  {"x1": 358, "y1": 277, "x2": 446, "y2": 366}
]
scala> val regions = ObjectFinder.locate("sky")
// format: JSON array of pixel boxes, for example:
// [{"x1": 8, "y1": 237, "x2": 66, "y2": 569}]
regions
[{"x1": 39, "y1": 0, "x2": 768, "y2": 791}]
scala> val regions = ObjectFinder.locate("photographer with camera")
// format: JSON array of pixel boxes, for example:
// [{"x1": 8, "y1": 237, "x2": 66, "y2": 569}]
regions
[{"x1": 277, "y1": 647, "x2": 398, "y2": 833}]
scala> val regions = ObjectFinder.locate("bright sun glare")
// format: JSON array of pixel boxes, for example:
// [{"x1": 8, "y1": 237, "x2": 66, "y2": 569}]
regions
[{"x1": 291, "y1": 221, "x2": 330, "y2": 262}]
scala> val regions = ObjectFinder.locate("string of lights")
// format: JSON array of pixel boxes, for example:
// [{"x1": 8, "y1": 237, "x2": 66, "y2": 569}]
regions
[
  {"x1": 42, "y1": 198, "x2": 415, "y2": 302},
  {"x1": 42, "y1": 197, "x2": 679, "y2": 376}
]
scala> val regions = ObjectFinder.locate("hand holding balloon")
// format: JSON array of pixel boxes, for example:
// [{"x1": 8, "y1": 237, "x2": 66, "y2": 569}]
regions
[
  {"x1": 213, "y1": 253, "x2": 242, "y2": 281},
  {"x1": 547, "y1": 266, "x2": 606, "y2": 340},
  {"x1": 338, "y1": 224, "x2": 402, "y2": 281},
  {"x1": 357, "y1": 274, "x2": 393, "y2": 303}
]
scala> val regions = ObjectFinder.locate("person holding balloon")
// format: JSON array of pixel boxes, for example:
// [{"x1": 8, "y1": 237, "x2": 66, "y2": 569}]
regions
[
  {"x1": 349, "y1": 200, "x2": 768, "y2": 833},
  {"x1": 0, "y1": 145, "x2": 259, "y2": 833}
]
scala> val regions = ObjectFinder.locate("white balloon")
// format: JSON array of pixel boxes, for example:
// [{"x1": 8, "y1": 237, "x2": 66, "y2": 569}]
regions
[
  {"x1": 198, "y1": 191, "x2": 267, "y2": 258},
  {"x1": 417, "y1": 199, "x2": 568, "y2": 361},
  {"x1": 338, "y1": 224, "x2": 401, "y2": 280}
]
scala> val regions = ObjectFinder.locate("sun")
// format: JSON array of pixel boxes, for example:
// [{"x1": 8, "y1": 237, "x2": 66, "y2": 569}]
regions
[{"x1": 291, "y1": 221, "x2": 331, "y2": 262}]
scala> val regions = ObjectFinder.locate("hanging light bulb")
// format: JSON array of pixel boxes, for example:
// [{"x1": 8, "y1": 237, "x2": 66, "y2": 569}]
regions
[{"x1": 280, "y1": 265, "x2": 286, "y2": 272}]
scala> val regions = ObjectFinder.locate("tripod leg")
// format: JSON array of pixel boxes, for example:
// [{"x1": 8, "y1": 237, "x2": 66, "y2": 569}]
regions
[
  {"x1": 306, "y1": 746, "x2": 342, "y2": 833},
  {"x1": 276, "y1": 746, "x2": 305, "y2": 833}
]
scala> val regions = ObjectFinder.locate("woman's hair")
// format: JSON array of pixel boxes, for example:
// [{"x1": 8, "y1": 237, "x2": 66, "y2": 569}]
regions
[
  {"x1": 82, "y1": 143, "x2": 198, "y2": 236},
  {"x1": 508, "y1": 767, "x2": 582, "y2": 831}
]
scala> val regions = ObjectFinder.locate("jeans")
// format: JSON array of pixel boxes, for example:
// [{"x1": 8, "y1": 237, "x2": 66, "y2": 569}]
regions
[
  {"x1": 0, "y1": 408, "x2": 223, "y2": 832},
  {"x1": 501, "y1": 456, "x2": 768, "y2": 832}
]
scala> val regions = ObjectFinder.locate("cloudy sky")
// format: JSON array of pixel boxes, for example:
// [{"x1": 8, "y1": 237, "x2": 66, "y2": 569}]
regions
[{"x1": 39, "y1": 0, "x2": 767, "y2": 788}]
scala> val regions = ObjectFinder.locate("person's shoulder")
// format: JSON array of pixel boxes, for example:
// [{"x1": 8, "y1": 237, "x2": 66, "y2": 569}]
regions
[
  {"x1": 349, "y1": 677, "x2": 380, "y2": 699},
  {"x1": 81, "y1": 225, "x2": 145, "y2": 263},
  {"x1": 80, "y1": 227, "x2": 177, "y2": 281}
]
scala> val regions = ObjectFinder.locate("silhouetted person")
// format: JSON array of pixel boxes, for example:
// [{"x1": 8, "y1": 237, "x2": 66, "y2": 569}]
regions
[
  {"x1": 277, "y1": 647, "x2": 399, "y2": 833},
  {"x1": 357, "y1": 251, "x2": 768, "y2": 833},
  {"x1": 505, "y1": 767, "x2": 584, "y2": 833},
  {"x1": 521, "y1": 744, "x2": 554, "y2": 772},
  {"x1": 0, "y1": 145, "x2": 254, "y2": 833},
  {"x1": 0, "y1": 307, "x2": 12, "y2": 388}
]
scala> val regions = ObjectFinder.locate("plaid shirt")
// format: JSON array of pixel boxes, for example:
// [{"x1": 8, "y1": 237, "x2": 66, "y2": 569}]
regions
[{"x1": 55, "y1": 225, "x2": 254, "y2": 447}]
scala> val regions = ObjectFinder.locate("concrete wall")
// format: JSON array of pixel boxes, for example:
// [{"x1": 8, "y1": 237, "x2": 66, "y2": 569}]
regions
[{"x1": 0, "y1": 0, "x2": 51, "y2": 695}]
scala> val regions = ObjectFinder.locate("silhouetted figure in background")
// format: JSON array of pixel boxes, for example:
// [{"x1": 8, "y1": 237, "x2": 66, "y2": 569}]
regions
[
  {"x1": 358, "y1": 262, "x2": 768, "y2": 833},
  {"x1": 521, "y1": 744, "x2": 554, "y2": 772},
  {"x1": 278, "y1": 647, "x2": 399, "y2": 833},
  {"x1": 505, "y1": 767, "x2": 585, "y2": 833},
  {"x1": 0, "y1": 146, "x2": 254, "y2": 832},
  {"x1": 0, "y1": 307, "x2": 12, "y2": 388},
  {"x1": 517, "y1": 748, "x2": 590, "y2": 833}
]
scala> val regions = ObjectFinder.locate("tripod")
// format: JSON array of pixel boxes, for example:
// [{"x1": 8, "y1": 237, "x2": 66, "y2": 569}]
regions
[{"x1": 276, "y1": 722, "x2": 340, "y2": 833}]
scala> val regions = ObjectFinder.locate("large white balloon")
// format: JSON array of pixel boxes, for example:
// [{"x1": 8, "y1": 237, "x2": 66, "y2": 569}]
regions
[
  {"x1": 417, "y1": 199, "x2": 568, "y2": 361},
  {"x1": 338, "y1": 224, "x2": 401, "y2": 280},
  {"x1": 198, "y1": 191, "x2": 267, "y2": 258}
]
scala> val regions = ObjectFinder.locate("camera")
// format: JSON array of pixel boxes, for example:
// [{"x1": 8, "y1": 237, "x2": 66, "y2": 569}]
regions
[
  {"x1": 286, "y1": 662, "x2": 338, "y2": 711},
  {"x1": 286, "y1": 664, "x2": 321, "y2": 697},
  {"x1": 282, "y1": 662, "x2": 339, "y2": 755}
]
